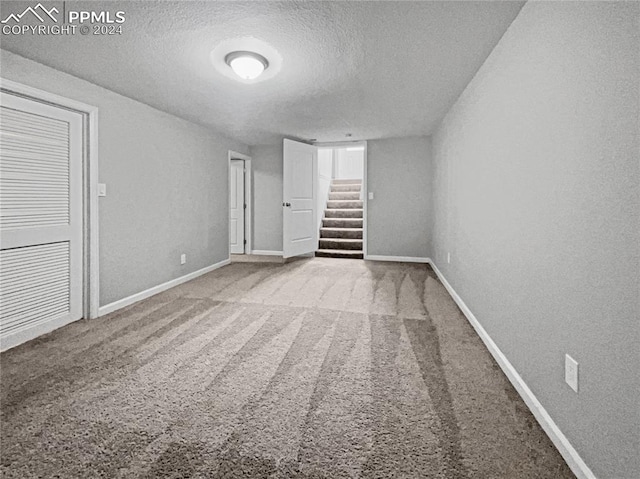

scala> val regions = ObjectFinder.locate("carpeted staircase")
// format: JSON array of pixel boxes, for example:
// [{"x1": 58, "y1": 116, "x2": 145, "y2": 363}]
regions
[{"x1": 316, "y1": 179, "x2": 364, "y2": 259}]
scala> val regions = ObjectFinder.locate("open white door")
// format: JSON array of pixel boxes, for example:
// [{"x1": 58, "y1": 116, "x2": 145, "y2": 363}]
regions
[
  {"x1": 229, "y1": 160, "x2": 245, "y2": 254},
  {"x1": 283, "y1": 139, "x2": 318, "y2": 259}
]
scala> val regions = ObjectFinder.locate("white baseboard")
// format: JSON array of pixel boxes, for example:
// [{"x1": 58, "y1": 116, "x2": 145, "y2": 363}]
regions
[
  {"x1": 427, "y1": 259, "x2": 596, "y2": 479},
  {"x1": 365, "y1": 255, "x2": 430, "y2": 263},
  {"x1": 98, "y1": 258, "x2": 231, "y2": 317},
  {"x1": 250, "y1": 250, "x2": 283, "y2": 256}
]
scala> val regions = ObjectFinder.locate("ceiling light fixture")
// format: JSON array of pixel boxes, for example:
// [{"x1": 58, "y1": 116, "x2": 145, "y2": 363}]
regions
[{"x1": 225, "y1": 51, "x2": 269, "y2": 80}]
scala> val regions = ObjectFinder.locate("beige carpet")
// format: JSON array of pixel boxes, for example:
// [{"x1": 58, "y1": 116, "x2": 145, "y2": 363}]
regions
[{"x1": 0, "y1": 258, "x2": 574, "y2": 478}]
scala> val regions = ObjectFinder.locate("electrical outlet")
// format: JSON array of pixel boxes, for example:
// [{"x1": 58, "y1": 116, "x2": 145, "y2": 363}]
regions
[
  {"x1": 180, "y1": 254, "x2": 186, "y2": 265},
  {"x1": 565, "y1": 354, "x2": 579, "y2": 392},
  {"x1": 447, "y1": 252, "x2": 451, "y2": 264},
  {"x1": 368, "y1": 192, "x2": 374, "y2": 200}
]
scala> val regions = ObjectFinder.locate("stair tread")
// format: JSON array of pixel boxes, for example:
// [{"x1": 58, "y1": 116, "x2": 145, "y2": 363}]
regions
[
  {"x1": 322, "y1": 220, "x2": 363, "y2": 227},
  {"x1": 320, "y1": 238, "x2": 362, "y2": 243},
  {"x1": 320, "y1": 227, "x2": 363, "y2": 232},
  {"x1": 329, "y1": 194, "x2": 360, "y2": 198},
  {"x1": 324, "y1": 208, "x2": 363, "y2": 212},
  {"x1": 324, "y1": 209, "x2": 363, "y2": 218}
]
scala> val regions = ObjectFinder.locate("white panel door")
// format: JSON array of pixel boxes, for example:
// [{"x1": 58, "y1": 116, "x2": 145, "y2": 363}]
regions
[
  {"x1": 229, "y1": 159, "x2": 245, "y2": 254},
  {"x1": 0, "y1": 92, "x2": 83, "y2": 350},
  {"x1": 283, "y1": 139, "x2": 317, "y2": 258}
]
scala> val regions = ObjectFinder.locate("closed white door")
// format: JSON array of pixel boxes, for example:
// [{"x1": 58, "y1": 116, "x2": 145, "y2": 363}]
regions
[
  {"x1": 229, "y1": 159, "x2": 245, "y2": 254},
  {"x1": 0, "y1": 92, "x2": 83, "y2": 350},
  {"x1": 283, "y1": 139, "x2": 317, "y2": 258}
]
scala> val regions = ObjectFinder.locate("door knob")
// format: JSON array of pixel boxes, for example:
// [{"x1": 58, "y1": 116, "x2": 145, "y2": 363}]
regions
[{"x1": 283, "y1": 202, "x2": 291, "y2": 207}]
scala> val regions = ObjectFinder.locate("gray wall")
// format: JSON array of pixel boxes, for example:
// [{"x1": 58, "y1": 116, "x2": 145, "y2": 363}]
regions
[
  {"x1": 1, "y1": 50, "x2": 249, "y2": 307},
  {"x1": 431, "y1": 2, "x2": 639, "y2": 477},
  {"x1": 367, "y1": 136, "x2": 432, "y2": 258},
  {"x1": 250, "y1": 143, "x2": 283, "y2": 252}
]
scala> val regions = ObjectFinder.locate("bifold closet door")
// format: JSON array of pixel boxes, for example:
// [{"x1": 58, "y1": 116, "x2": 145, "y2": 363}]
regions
[{"x1": 0, "y1": 92, "x2": 83, "y2": 349}]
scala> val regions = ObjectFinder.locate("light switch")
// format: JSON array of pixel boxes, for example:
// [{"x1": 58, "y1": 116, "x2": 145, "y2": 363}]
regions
[
  {"x1": 565, "y1": 354, "x2": 579, "y2": 393},
  {"x1": 368, "y1": 192, "x2": 374, "y2": 200},
  {"x1": 98, "y1": 183, "x2": 107, "y2": 197}
]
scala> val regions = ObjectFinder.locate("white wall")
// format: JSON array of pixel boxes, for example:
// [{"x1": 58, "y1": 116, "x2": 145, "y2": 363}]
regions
[
  {"x1": 431, "y1": 2, "x2": 639, "y2": 477},
  {"x1": 367, "y1": 136, "x2": 432, "y2": 259},
  {"x1": 334, "y1": 148, "x2": 364, "y2": 180},
  {"x1": 317, "y1": 148, "x2": 333, "y2": 229},
  {"x1": 1, "y1": 50, "x2": 249, "y2": 307}
]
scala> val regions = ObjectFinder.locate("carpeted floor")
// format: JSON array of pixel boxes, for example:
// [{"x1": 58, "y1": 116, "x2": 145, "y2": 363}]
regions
[{"x1": 0, "y1": 258, "x2": 574, "y2": 478}]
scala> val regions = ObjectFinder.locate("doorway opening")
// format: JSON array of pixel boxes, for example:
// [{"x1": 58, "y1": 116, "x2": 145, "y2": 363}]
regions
[
  {"x1": 316, "y1": 144, "x2": 366, "y2": 259},
  {"x1": 228, "y1": 151, "x2": 252, "y2": 257}
]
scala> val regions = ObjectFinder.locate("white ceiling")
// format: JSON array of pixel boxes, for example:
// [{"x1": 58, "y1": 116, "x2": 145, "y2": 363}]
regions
[{"x1": 1, "y1": 1, "x2": 524, "y2": 145}]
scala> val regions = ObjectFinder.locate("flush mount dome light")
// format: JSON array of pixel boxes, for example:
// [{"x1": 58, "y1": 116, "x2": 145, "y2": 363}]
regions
[
  {"x1": 211, "y1": 38, "x2": 281, "y2": 83},
  {"x1": 225, "y1": 51, "x2": 269, "y2": 80}
]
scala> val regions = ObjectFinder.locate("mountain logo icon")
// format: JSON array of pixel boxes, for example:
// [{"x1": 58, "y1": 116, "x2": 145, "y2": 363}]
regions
[{"x1": 1, "y1": 3, "x2": 59, "y2": 23}]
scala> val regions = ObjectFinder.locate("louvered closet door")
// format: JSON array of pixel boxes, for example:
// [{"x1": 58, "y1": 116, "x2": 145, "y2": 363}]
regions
[{"x1": 0, "y1": 92, "x2": 83, "y2": 349}]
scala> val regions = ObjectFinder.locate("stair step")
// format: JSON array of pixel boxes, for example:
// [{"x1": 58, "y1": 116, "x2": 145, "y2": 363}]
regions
[
  {"x1": 331, "y1": 184, "x2": 361, "y2": 192},
  {"x1": 316, "y1": 249, "x2": 364, "y2": 259},
  {"x1": 329, "y1": 192, "x2": 360, "y2": 200},
  {"x1": 327, "y1": 200, "x2": 363, "y2": 209},
  {"x1": 332, "y1": 179, "x2": 362, "y2": 185},
  {"x1": 324, "y1": 208, "x2": 363, "y2": 218},
  {"x1": 322, "y1": 218, "x2": 363, "y2": 228},
  {"x1": 319, "y1": 238, "x2": 363, "y2": 250},
  {"x1": 320, "y1": 227, "x2": 363, "y2": 239}
]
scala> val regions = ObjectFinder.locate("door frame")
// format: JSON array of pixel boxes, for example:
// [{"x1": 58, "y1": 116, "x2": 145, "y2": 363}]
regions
[
  {"x1": 313, "y1": 140, "x2": 368, "y2": 258},
  {"x1": 227, "y1": 150, "x2": 252, "y2": 255},
  {"x1": 0, "y1": 78, "x2": 100, "y2": 320}
]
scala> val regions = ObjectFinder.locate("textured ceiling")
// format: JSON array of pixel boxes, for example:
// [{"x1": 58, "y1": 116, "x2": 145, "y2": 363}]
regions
[{"x1": 1, "y1": 1, "x2": 524, "y2": 145}]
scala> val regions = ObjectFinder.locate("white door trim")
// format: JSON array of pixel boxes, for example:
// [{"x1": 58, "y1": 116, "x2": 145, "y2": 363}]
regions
[
  {"x1": 314, "y1": 140, "x2": 367, "y2": 257},
  {"x1": 228, "y1": 150, "x2": 252, "y2": 256},
  {"x1": 0, "y1": 78, "x2": 100, "y2": 321}
]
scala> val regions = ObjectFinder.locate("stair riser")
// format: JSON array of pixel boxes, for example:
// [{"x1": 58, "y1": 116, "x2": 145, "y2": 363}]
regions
[
  {"x1": 324, "y1": 209, "x2": 363, "y2": 218},
  {"x1": 319, "y1": 239, "x2": 363, "y2": 250},
  {"x1": 323, "y1": 218, "x2": 363, "y2": 228},
  {"x1": 316, "y1": 251, "x2": 364, "y2": 259},
  {"x1": 332, "y1": 179, "x2": 362, "y2": 185},
  {"x1": 329, "y1": 192, "x2": 360, "y2": 200},
  {"x1": 320, "y1": 229, "x2": 363, "y2": 239},
  {"x1": 331, "y1": 184, "x2": 361, "y2": 192},
  {"x1": 327, "y1": 200, "x2": 363, "y2": 209}
]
